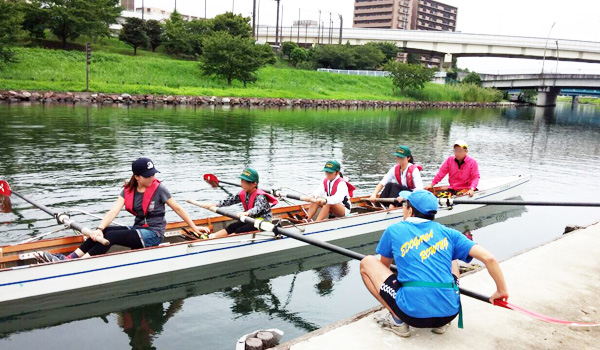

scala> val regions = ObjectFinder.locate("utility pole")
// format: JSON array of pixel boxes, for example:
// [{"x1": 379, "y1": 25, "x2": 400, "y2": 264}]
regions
[
  {"x1": 205, "y1": 0, "x2": 207, "y2": 19},
  {"x1": 142, "y1": 0, "x2": 144, "y2": 20},
  {"x1": 174, "y1": 0, "x2": 176, "y2": 12},
  {"x1": 252, "y1": 0, "x2": 257, "y2": 38},
  {"x1": 329, "y1": 12, "x2": 332, "y2": 44},
  {"x1": 232, "y1": 0, "x2": 235, "y2": 13},
  {"x1": 338, "y1": 14, "x2": 343, "y2": 44},
  {"x1": 297, "y1": 9, "x2": 300, "y2": 44},
  {"x1": 317, "y1": 10, "x2": 321, "y2": 44},
  {"x1": 280, "y1": 5, "x2": 284, "y2": 43},
  {"x1": 274, "y1": 0, "x2": 281, "y2": 46}
]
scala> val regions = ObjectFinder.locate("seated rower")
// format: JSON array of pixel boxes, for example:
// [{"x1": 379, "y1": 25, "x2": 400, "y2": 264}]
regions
[
  {"x1": 210, "y1": 167, "x2": 278, "y2": 239},
  {"x1": 360, "y1": 190, "x2": 508, "y2": 337},
  {"x1": 305, "y1": 160, "x2": 356, "y2": 222},
  {"x1": 370, "y1": 145, "x2": 423, "y2": 207},
  {"x1": 46, "y1": 158, "x2": 209, "y2": 261},
  {"x1": 425, "y1": 140, "x2": 479, "y2": 197}
]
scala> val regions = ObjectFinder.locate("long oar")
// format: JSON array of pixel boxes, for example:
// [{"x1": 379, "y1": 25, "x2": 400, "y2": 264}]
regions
[
  {"x1": 439, "y1": 198, "x2": 600, "y2": 207},
  {"x1": 0, "y1": 180, "x2": 109, "y2": 245},
  {"x1": 203, "y1": 174, "x2": 325, "y2": 205},
  {"x1": 360, "y1": 198, "x2": 398, "y2": 204},
  {"x1": 187, "y1": 199, "x2": 600, "y2": 327}
]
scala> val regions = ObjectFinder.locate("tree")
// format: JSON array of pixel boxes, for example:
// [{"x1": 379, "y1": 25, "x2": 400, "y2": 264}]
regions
[
  {"x1": 212, "y1": 12, "x2": 252, "y2": 38},
  {"x1": 21, "y1": 1, "x2": 49, "y2": 39},
  {"x1": 289, "y1": 47, "x2": 308, "y2": 67},
  {"x1": 186, "y1": 19, "x2": 213, "y2": 56},
  {"x1": 0, "y1": 0, "x2": 24, "y2": 68},
  {"x1": 119, "y1": 18, "x2": 148, "y2": 55},
  {"x1": 37, "y1": 0, "x2": 121, "y2": 49},
  {"x1": 366, "y1": 42, "x2": 399, "y2": 63},
  {"x1": 406, "y1": 53, "x2": 421, "y2": 65},
  {"x1": 161, "y1": 11, "x2": 193, "y2": 57},
  {"x1": 312, "y1": 45, "x2": 354, "y2": 69},
  {"x1": 257, "y1": 43, "x2": 277, "y2": 65},
  {"x1": 384, "y1": 62, "x2": 435, "y2": 93},
  {"x1": 281, "y1": 41, "x2": 297, "y2": 58},
  {"x1": 351, "y1": 45, "x2": 385, "y2": 70},
  {"x1": 462, "y1": 71, "x2": 482, "y2": 86},
  {"x1": 145, "y1": 20, "x2": 163, "y2": 52},
  {"x1": 201, "y1": 32, "x2": 265, "y2": 86}
]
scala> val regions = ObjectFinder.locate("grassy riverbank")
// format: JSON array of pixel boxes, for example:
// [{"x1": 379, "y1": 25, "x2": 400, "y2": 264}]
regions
[
  {"x1": 0, "y1": 47, "x2": 503, "y2": 102},
  {"x1": 557, "y1": 96, "x2": 600, "y2": 105}
]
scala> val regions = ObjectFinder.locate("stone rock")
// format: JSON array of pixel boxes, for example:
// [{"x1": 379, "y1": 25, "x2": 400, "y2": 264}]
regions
[
  {"x1": 21, "y1": 91, "x2": 32, "y2": 98},
  {"x1": 221, "y1": 97, "x2": 230, "y2": 104}
]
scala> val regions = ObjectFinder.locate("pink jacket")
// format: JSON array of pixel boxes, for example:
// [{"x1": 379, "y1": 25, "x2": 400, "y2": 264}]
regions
[{"x1": 432, "y1": 155, "x2": 480, "y2": 190}]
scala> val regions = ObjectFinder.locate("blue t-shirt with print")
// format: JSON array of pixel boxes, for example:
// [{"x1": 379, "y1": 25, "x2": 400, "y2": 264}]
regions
[{"x1": 376, "y1": 219, "x2": 476, "y2": 318}]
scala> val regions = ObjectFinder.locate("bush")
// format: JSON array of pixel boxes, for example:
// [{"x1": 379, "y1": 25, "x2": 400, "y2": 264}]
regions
[
  {"x1": 462, "y1": 72, "x2": 482, "y2": 86},
  {"x1": 384, "y1": 62, "x2": 435, "y2": 93},
  {"x1": 281, "y1": 41, "x2": 297, "y2": 58},
  {"x1": 289, "y1": 47, "x2": 308, "y2": 67}
]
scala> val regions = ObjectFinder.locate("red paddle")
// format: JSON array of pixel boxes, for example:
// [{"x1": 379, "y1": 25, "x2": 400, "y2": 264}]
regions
[{"x1": 0, "y1": 180, "x2": 12, "y2": 213}]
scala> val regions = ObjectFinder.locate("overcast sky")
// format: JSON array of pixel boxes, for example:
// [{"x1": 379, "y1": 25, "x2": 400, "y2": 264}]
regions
[{"x1": 140, "y1": 0, "x2": 600, "y2": 73}]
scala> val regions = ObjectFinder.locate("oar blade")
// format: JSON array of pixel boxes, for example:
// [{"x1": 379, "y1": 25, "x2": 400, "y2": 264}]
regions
[
  {"x1": 0, "y1": 180, "x2": 12, "y2": 213},
  {"x1": 203, "y1": 174, "x2": 220, "y2": 188}
]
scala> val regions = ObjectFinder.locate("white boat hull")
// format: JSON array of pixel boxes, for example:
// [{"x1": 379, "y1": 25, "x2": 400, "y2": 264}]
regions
[{"x1": 0, "y1": 174, "x2": 531, "y2": 303}]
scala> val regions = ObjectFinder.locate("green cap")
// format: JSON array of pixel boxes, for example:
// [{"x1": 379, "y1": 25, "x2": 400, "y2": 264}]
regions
[
  {"x1": 239, "y1": 167, "x2": 259, "y2": 183},
  {"x1": 323, "y1": 160, "x2": 341, "y2": 173},
  {"x1": 393, "y1": 145, "x2": 412, "y2": 158}
]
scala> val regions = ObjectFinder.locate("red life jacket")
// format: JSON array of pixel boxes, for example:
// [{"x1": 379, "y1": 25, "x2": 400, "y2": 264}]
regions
[
  {"x1": 394, "y1": 164, "x2": 423, "y2": 190},
  {"x1": 323, "y1": 177, "x2": 356, "y2": 197},
  {"x1": 239, "y1": 189, "x2": 279, "y2": 211},
  {"x1": 124, "y1": 179, "x2": 161, "y2": 217}
]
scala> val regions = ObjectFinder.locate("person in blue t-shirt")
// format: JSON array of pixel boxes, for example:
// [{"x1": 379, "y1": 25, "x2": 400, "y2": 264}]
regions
[{"x1": 360, "y1": 190, "x2": 509, "y2": 337}]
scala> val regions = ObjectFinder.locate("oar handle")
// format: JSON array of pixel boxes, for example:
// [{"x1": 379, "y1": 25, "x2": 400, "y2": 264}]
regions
[
  {"x1": 188, "y1": 200, "x2": 493, "y2": 304},
  {"x1": 12, "y1": 190, "x2": 109, "y2": 246},
  {"x1": 271, "y1": 190, "x2": 325, "y2": 204}
]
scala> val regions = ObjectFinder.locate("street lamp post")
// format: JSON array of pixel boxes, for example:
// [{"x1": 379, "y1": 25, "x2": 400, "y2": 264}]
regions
[
  {"x1": 555, "y1": 40, "x2": 559, "y2": 75},
  {"x1": 274, "y1": 0, "x2": 281, "y2": 46},
  {"x1": 541, "y1": 22, "x2": 556, "y2": 76},
  {"x1": 338, "y1": 14, "x2": 343, "y2": 44}
]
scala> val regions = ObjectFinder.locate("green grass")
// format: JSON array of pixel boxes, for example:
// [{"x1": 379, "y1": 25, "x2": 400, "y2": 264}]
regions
[
  {"x1": 557, "y1": 96, "x2": 600, "y2": 105},
  {"x1": 0, "y1": 47, "x2": 503, "y2": 102}
]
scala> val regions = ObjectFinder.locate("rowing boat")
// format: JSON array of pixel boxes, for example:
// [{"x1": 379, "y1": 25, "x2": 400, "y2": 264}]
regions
[{"x1": 0, "y1": 174, "x2": 531, "y2": 304}]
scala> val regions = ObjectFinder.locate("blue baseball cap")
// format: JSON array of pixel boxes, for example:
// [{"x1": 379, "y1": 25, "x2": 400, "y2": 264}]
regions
[
  {"x1": 399, "y1": 190, "x2": 438, "y2": 216},
  {"x1": 132, "y1": 157, "x2": 160, "y2": 178}
]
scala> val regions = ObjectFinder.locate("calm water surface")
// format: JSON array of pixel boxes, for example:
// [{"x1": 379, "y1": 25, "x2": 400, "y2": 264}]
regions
[{"x1": 1, "y1": 103, "x2": 599, "y2": 349}]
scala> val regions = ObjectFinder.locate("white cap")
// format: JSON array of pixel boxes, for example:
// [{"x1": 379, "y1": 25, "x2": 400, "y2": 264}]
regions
[{"x1": 453, "y1": 139, "x2": 468, "y2": 149}]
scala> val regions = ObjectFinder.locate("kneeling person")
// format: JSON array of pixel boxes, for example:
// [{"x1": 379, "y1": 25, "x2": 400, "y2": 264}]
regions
[
  {"x1": 211, "y1": 168, "x2": 278, "y2": 238},
  {"x1": 360, "y1": 190, "x2": 508, "y2": 337}
]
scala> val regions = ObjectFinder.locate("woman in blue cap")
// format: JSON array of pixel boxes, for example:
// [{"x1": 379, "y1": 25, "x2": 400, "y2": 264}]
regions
[
  {"x1": 369, "y1": 145, "x2": 423, "y2": 207},
  {"x1": 209, "y1": 167, "x2": 279, "y2": 238},
  {"x1": 305, "y1": 160, "x2": 356, "y2": 222},
  {"x1": 46, "y1": 158, "x2": 210, "y2": 261}
]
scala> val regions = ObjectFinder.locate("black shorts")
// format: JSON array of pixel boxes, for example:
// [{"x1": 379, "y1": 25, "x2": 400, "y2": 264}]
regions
[
  {"x1": 225, "y1": 221, "x2": 256, "y2": 235},
  {"x1": 379, "y1": 274, "x2": 459, "y2": 328}
]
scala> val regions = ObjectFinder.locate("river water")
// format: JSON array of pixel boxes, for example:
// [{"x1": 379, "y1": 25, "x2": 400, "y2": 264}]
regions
[{"x1": 0, "y1": 103, "x2": 599, "y2": 349}]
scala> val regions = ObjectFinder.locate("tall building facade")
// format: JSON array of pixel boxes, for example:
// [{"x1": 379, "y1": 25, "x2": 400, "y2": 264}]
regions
[
  {"x1": 353, "y1": 0, "x2": 458, "y2": 67},
  {"x1": 121, "y1": 0, "x2": 135, "y2": 11}
]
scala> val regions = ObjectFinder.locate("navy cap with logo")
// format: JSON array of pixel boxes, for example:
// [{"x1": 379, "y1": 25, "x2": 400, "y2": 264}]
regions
[
  {"x1": 399, "y1": 190, "x2": 438, "y2": 216},
  {"x1": 132, "y1": 158, "x2": 160, "y2": 178}
]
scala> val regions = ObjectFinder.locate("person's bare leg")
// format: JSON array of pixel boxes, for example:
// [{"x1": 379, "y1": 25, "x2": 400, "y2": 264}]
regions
[
  {"x1": 451, "y1": 260, "x2": 460, "y2": 279},
  {"x1": 213, "y1": 228, "x2": 228, "y2": 238},
  {"x1": 360, "y1": 255, "x2": 399, "y2": 318},
  {"x1": 305, "y1": 202, "x2": 319, "y2": 221},
  {"x1": 315, "y1": 204, "x2": 331, "y2": 221},
  {"x1": 328, "y1": 203, "x2": 347, "y2": 217}
]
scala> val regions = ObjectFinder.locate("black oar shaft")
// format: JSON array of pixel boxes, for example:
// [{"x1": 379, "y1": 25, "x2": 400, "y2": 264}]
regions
[
  {"x1": 191, "y1": 202, "x2": 490, "y2": 303},
  {"x1": 214, "y1": 178, "x2": 317, "y2": 204},
  {"x1": 11, "y1": 191, "x2": 55, "y2": 217},
  {"x1": 443, "y1": 199, "x2": 600, "y2": 207},
  {"x1": 11, "y1": 189, "x2": 109, "y2": 245}
]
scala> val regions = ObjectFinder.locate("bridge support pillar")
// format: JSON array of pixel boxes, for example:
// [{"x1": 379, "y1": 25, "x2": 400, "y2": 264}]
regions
[
  {"x1": 572, "y1": 95, "x2": 579, "y2": 104},
  {"x1": 536, "y1": 87, "x2": 560, "y2": 107}
]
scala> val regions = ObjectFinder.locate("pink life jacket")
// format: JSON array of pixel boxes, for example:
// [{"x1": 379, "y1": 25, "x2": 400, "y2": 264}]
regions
[
  {"x1": 394, "y1": 164, "x2": 423, "y2": 189},
  {"x1": 239, "y1": 189, "x2": 279, "y2": 211},
  {"x1": 124, "y1": 179, "x2": 160, "y2": 217},
  {"x1": 323, "y1": 177, "x2": 356, "y2": 197}
]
